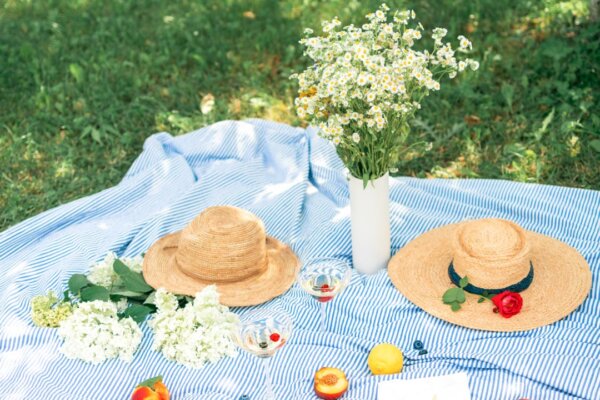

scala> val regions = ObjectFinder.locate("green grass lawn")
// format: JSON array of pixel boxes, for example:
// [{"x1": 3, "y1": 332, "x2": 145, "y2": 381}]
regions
[{"x1": 1, "y1": 0, "x2": 599, "y2": 231}]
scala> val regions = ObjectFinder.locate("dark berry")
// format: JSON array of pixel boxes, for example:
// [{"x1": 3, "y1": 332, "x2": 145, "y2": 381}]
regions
[{"x1": 413, "y1": 340, "x2": 424, "y2": 350}]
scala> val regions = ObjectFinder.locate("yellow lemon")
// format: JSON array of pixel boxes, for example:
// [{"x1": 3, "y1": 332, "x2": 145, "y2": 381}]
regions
[{"x1": 367, "y1": 343, "x2": 403, "y2": 375}]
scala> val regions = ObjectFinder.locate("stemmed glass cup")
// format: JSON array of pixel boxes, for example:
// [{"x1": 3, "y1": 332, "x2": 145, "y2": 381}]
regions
[
  {"x1": 232, "y1": 309, "x2": 293, "y2": 400},
  {"x1": 298, "y1": 257, "x2": 352, "y2": 331}
]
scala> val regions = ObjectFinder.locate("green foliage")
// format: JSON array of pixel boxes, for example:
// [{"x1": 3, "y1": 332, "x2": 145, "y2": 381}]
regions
[
  {"x1": 136, "y1": 375, "x2": 163, "y2": 389},
  {"x1": 80, "y1": 285, "x2": 110, "y2": 302},
  {"x1": 443, "y1": 275, "x2": 469, "y2": 311},
  {"x1": 113, "y1": 259, "x2": 154, "y2": 293},
  {"x1": 119, "y1": 304, "x2": 154, "y2": 324},
  {"x1": 31, "y1": 254, "x2": 161, "y2": 327},
  {"x1": 0, "y1": 0, "x2": 598, "y2": 231},
  {"x1": 442, "y1": 286, "x2": 466, "y2": 311},
  {"x1": 62, "y1": 256, "x2": 157, "y2": 323},
  {"x1": 478, "y1": 290, "x2": 493, "y2": 303},
  {"x1": 443, "y1": 287, "x2": 466, "y2": 303},
  {"x1": 68, "y1": 274, "x2": 91, "y2": 295}
]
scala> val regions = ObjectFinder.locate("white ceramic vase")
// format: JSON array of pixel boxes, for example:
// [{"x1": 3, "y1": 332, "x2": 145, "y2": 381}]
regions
[{"x1": 348, "y1": 173, "x2": 391, "y2": 274}]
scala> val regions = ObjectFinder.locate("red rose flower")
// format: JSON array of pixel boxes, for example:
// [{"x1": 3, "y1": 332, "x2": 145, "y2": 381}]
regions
[{"x1": 492, "y1": 291, "x2": 523, "y2": 318}]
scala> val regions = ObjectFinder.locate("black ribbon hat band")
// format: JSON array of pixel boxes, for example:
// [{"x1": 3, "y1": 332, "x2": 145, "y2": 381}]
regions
[{"x1": 448, "y1": 260, "x2": 534, "y2": 295}]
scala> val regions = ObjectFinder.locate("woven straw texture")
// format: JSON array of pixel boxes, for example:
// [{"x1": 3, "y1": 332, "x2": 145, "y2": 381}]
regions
[
  {"x1": 143, "y1": 206, "x2": 299, "y2": 306},
  {"x1": 388, "y1": 218, "x2": 592, "y2": 332}
]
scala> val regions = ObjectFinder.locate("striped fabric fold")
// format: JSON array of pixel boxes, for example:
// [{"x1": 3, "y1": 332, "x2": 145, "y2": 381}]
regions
[{"x1": 0, "y1": 119, "x2": 598, "y2": 399}]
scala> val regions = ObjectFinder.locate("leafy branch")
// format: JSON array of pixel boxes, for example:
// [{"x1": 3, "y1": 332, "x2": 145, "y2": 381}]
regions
[{"x1": 67, "y1": 258, "x2": 156, "y2": 323}]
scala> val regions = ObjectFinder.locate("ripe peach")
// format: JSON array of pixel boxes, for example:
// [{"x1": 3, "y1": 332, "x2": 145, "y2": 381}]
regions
[
  {"x1": 131, "y1": 386, "x2": 160, "y2": 400},
  {"x1": 153, "y1": 381, "x2": 170, "y2": 400},
  {"x1": 314, "y1": 367, "x2": 348, "y2": 400}
]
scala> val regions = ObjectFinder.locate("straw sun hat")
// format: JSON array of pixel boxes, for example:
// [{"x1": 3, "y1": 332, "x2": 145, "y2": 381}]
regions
[
  {"x1": 143, "y1": 206, "x2": 300, "y2": 306},
  {"x1": 388, "y1": 218, "x2": 592, "y2": 331}
]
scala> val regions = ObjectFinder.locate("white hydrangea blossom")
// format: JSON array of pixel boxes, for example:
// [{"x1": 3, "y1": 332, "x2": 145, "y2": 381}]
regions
[
  {"x1": 115, "y1": 298, "x2": 129, "y2": 313},
  {"x1": 291, "y1": 4, "x2": 477, "y2": 180},
  {"x1": 149, "y1": 286, "x2": 238, "y2": 369},
  {"x1": 87, "y1": 252, "x2": 144, "y2": 287},
  {"x1": 57, "y1": 301, "x2": 142, "y2": 364}
]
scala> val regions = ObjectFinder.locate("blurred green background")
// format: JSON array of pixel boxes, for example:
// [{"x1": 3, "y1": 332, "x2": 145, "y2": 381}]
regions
[{"x1": 1, "y1": 0, "x2": 599, "y2": 231}]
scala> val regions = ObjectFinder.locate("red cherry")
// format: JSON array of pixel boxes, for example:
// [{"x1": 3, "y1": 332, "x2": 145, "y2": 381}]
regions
[
  {"x1": 269, "y1": 333, "x2": 281, "y2": 342},
  {"x1": 317, "y1": 283, "x2": 334, "y2": 302}
]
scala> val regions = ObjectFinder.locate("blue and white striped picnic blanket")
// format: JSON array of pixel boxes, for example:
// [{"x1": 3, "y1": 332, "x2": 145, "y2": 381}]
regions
[{"x1": 1, "y1": 120, "x2": 598, "y2": 399}]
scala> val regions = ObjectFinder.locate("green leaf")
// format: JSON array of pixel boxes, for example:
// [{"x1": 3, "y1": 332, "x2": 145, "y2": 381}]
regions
[
  {"x1": 68, "y1": 274, "x2": 90, "y2": 294},
  {"x1": 442, "y1": 288, "x2": 457, "y2": 303},
  {"x1": 137, "y1": 375, "x2": 162, "y2": 388},
  {"x1": 450, "y1": 302, "x2": 461, "y2": 312},
  {"x1": 478, "y1": 297, "x2": 485, "y2": 303},
  {"x1": 143, "y1": 291, "x2": 157, "y2": 305},
  {"x1": 113, "y1": 259, "x2": 153, "y2": 293},
  {"x1": 120, "y1": 304, "x2": 153, "y2": 324},
  {"x1": 80, "y1": 285, "x2": 110, "y2": 302},
  {"x1": 501, "y1": 82, "x2": 514, "y2": 111},
  {"x1": 362, "y1": 172, "x2": 369, "y2": 189},
  {"x1": 590, "y1": 139, "x2": 600, "y2": 153},
  {"x1": 535, "y1": 108, "x2": 554, "y2": 141},
  {"x1": 69, "y1": 63, "x2": 84, "y2": 83},
  {"x1": 459, "y1": 276, "x2": 469, "y2": 288},
  {"x1": 63, "y1": 290, "x2": 71, "y2": 302},
  {"x1": 91, "y1": 128, "x2": 102, "y2": 143},
  {"x1": 442, "y1": 287, "x2": 466, "y2": 304},
  {"x1": 110, "y1": 294, "x2": 147, "y2": 303},
  {"x1": 110, "y1": 289, "x2": 146, "y2": 298}
]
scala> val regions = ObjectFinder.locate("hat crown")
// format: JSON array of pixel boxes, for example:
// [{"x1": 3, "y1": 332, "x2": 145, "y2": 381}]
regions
[
  {"x1": 175, "y1": 206, "x2": 268, "y2": 282},
  {"x1": 453, "y1": 219, "x2": 531, "y2": 289}
]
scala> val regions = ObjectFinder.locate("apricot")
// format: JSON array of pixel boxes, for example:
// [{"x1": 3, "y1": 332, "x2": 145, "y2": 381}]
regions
[{"x1": 314, "y1": 367, "x2": 348, "y2": 400}]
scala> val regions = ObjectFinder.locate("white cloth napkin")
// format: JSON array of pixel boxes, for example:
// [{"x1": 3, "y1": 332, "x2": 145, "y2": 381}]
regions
[{"x1": 378, "y1": 373, "x2": 471, "y2": 400}]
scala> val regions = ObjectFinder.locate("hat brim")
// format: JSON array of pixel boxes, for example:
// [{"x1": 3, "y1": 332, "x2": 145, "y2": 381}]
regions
[
  {"x1": 388, "y1": 222, "x2": 592, "y2": 332},
  {"x1": 143, "y1": 232, "x2": 300, "y2": 306}
]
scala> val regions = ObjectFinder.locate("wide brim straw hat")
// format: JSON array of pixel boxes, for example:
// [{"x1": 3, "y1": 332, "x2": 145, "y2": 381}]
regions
[
  {"x1": 388, "y1": 218, "x2": 592, "y2": 332},
  {"x1": 143, "y1": 206, "x2": 300, "y2": 306}
]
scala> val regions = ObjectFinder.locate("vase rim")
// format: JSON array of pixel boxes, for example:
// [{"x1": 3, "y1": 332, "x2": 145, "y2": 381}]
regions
[{"x1": 347, "y1": 172, "x2": 389, "y2": 182}]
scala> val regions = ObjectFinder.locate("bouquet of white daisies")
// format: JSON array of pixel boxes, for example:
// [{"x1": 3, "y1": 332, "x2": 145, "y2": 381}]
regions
[{"x1": 291, "y1": 4, "x2": 478, "y2": 183}]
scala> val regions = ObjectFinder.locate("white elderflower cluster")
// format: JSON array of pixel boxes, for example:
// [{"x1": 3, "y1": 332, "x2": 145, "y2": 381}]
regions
[
  {"x1": 291, "y1": 4, "x2": 478, "y2": 180},
  {"x1": 57, "y1": 300, "x2": 142, "y2": 364},
  {"x1": 87, "y1": 252, "x2": 144, "y2": 287},
  {"x1": 148, "y1": 286, "x2": 238, "y2": 369}
]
